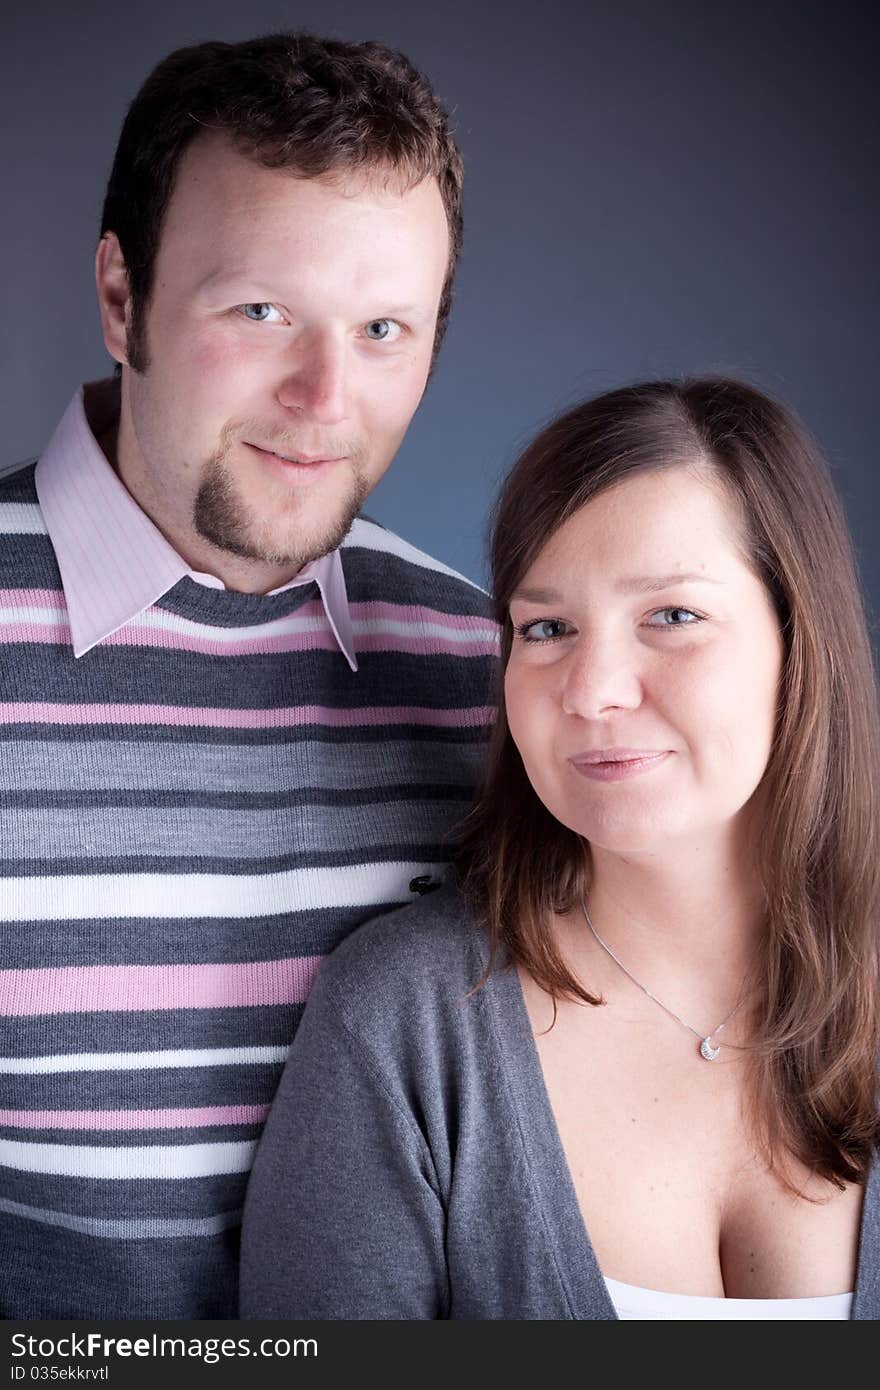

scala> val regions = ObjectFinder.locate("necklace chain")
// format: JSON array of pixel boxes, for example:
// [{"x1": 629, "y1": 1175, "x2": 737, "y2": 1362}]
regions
[{"x1": 581, "y1": 900, "x2": 744, "y2": 1061}]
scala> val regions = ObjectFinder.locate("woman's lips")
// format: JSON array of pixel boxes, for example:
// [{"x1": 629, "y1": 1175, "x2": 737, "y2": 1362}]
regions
[{"x1": 569, "y1": 750, "x2": 672, "y2": 782}]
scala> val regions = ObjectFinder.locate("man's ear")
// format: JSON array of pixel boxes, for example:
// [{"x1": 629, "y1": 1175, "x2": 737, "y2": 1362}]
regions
[{"x1": 95, "y1": 232, "x2": 131, "y2": 366}]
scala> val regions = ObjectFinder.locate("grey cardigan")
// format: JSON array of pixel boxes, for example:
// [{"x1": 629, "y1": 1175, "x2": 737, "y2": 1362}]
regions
[{"x1": 240, "y1": 884, "x2": 880, "y2": 1319}]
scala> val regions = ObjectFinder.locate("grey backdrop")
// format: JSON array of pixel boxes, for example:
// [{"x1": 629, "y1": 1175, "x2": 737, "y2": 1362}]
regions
[{"x1": 4, "y1": 0, "x2": 878, "y2": 621}]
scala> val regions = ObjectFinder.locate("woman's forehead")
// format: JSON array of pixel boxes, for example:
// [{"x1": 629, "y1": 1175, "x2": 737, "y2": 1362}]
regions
[{"x1": 518, "y1": 465, "x2": 748, "y2": 585}]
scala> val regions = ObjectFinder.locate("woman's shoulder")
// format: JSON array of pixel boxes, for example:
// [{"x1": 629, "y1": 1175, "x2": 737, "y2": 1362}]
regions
[
  {"x1": 309, "y1": 881, "x2": 492, "y2": 1041},
  {"x1": 323, "y1": 880, "x2": 487, "y2": 989}
]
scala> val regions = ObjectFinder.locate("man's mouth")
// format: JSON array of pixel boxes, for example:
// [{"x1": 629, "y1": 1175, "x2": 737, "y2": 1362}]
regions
[{"x1": 246, "y1": 442, "x2": 344, "y2": 467}]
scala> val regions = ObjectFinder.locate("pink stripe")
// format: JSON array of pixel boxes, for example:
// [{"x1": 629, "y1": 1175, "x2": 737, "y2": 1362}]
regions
[
  {"x1": 0, "y1": 624, "x2": 71, "y2": 645},
  {"x1": 0, "y1": 588, "x2": 67, "y2": 608},
  {"x1": 0, "y1": 1104, "x2": 271, "y2": 1131},
  {"x1": 0, "y1": 957, "x2": 322, "y2": 1017},
  {"x1": 101, "y1": 626, "x2": 342, "y2": 655},
  {"x1": 0, "y1": 702, "x2": 496, "y2": 729}
]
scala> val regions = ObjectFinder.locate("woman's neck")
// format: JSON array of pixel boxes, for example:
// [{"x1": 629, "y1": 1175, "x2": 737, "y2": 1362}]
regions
[{"x1": 562, "y1": 824, "x2": 766, "y2": 1025}]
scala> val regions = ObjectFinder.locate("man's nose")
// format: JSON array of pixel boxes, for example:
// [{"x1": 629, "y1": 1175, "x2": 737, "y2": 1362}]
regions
[
  {"x1": 275, "y1": 334, "x2": 348, "y2": 425},
  {"x1": 559, "y1": 634, "x2": 643, "y2": 719}
]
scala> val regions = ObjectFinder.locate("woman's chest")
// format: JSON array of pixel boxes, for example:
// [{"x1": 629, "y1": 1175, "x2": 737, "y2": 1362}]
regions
[{"x1": 523, "y1": 984, "x2": 863, "y2": 1299}]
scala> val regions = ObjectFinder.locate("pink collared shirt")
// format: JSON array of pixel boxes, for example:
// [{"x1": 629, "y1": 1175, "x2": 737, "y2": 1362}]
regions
[{"x1": 34, "y1": 380, "x2": 358, "y2": 668}]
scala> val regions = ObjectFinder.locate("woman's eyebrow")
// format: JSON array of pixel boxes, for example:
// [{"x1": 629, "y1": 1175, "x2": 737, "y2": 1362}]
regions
[
  {"x1": 511, "y1": 573, "x2": 721, "y2": 605},
  {"x1": 510, "y1": 585, "x2": 563, "y2": 604},
  {"x1": 615, "y1": 572, "x2": 723, "y2": 594}
]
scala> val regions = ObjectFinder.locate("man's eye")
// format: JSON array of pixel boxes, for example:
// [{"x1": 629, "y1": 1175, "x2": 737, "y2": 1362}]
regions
[
  {"x1": 514, "y1": 618, "x2": 571, "y2": 644},
  {"x1": 236, "y1": 303, "x2": 283, "y2": 323},
  {"x1": 364, "y1": 318, "x2": 401, "y2": 342}
]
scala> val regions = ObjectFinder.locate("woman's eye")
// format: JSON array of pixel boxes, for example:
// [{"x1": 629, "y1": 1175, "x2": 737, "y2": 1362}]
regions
[
  {"x1": 236, "y1": 303, "x2": 284, "y2": 323},
  {"x1": 645, "y1": 607, "x2": 703, "y2": 629},
  {"x1": 515, "y1": 618, "x2": 571, "y2": 643},
  {"x1": 364, "y1": 318, "x2": 402, "y2": 342}
]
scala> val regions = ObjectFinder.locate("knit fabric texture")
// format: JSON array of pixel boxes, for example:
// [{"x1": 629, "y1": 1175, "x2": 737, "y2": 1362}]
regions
[{"x1": 0, "y1": 462, "x2": 499, "y2": 1318}]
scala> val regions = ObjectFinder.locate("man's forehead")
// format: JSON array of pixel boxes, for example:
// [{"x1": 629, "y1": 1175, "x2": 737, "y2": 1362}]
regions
[
  {"x1": 170, "y1": 130, "x2": 440, "y2": 217},
  {"x1": 156, "y1": 136, "x2": 449, "y2": 302}
]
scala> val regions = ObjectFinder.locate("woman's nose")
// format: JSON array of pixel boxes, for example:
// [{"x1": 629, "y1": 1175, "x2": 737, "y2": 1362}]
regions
[{"x1": 559, "y1": 636, "x2": 643, "y2": 719}]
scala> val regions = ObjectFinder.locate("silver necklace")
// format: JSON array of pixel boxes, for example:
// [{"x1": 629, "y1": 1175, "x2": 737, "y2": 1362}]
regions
[{"x1": 581, "y1": 901, "x2": 743, "y2": 1061}]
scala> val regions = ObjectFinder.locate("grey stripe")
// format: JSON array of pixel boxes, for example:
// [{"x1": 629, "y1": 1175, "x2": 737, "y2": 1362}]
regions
[
  {"x1": 0, "y1": 1195, "x2": 242, "y2": 1239},
  {"x1": 6, "y1": 644, "x2": 493, "y2": 708},
  {"x1": 0, "y1": 460, "x2": 36, "y2": 482},
  {"x1": 2, "y1": 797, "x2": 466, "y2": 860},
  {"x1": 0, "y1": 1057, "x2": 287, "y2": 1113},
  {"x1": 0, "y1": 1074, "x2": 283, "y2": 1115},
  {"x1": 0, "y1": 737, "x2": 485, "y2": 792},
  {"x1": 0, "y1": 904, "x2": 371, "y2": 966},
  {"x1": 1, "y1": 1166, "x2": 248, "y2": 1218},
  {"x1": 5, "y1": 784, "x2": 466, "y2": 810}
]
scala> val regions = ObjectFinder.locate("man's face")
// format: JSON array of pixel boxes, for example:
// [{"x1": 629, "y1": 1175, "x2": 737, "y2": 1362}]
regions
[{"x1": 99, "y1": 133, "x2": 450, "y2": 589}]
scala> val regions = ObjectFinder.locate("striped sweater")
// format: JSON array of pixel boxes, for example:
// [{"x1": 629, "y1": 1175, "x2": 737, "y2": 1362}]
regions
[{"x1": 0, "y1": 462, "x2": 498, "y2": 1318}]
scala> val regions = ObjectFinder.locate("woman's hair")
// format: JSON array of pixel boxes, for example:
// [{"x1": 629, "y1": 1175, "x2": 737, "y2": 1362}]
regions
[
  {"x1": 457, "y1": 377, "x2": 880, "y2": 1187},
  {"x1": 100, "y1": 32, "x2": 463, "y2": 371}
]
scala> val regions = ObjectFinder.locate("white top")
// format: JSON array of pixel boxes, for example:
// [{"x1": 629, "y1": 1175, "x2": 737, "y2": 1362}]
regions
[{"x1": 604, "y1": 1276, "x2": 853, "y2": 1320}]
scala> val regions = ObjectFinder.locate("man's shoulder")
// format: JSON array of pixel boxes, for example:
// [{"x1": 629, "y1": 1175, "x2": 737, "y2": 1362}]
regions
[
  {"x1": 0, "y1": 462, "x2": 47, "y2": 541},
  {"x1": 0, "y1": 459, "x2": 39, "y2": 498},
  {"x1": 341, "y1": 516, "x2": 494, "y2": 620}
]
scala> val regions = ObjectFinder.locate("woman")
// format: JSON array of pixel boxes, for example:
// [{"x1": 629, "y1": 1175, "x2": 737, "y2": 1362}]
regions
[{"x1": 240, "y1": 378, "x2": 880, "y2": 1319}]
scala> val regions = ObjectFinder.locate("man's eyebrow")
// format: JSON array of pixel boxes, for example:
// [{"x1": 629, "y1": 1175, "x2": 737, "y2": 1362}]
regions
[
  {"x1": 510, "y1": 573, "x2": 721, "y2": 605},
  {"x1": 355, "y1": 303, "x2": 431, "y2": 326},
  {"x1": 381, "y1": 305, "x2": 427, "y2": 323},
  {"x1": 194, "y1": 269, "x2": 263, "y2": 296}
]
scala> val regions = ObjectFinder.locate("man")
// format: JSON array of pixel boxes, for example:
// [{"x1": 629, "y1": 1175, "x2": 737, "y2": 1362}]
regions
[{"x1": 0, "y1": 33, "x2": 497, "y2": 1318}]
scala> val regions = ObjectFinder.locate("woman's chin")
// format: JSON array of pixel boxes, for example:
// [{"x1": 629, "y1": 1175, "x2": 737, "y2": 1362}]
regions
[
  {"x1": 558, "y1": 808, "x2": 691, "y2": 858},
  {"x1": 540, "y1": 784, "x2": 671, "y2": 847}
]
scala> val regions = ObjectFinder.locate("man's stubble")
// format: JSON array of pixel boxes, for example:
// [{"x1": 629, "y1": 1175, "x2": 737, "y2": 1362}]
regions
[{"x1": 193, "y1": 440, "x2": 372, "y2": 570}]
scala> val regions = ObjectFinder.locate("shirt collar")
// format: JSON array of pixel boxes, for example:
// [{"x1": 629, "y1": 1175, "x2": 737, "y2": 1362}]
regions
[{"x1": 34, "y1": 381, "x2": 358, "y2": 669}]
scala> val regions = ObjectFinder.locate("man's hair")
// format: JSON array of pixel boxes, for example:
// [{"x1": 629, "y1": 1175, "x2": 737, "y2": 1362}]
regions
[
  {"x1": 456, "y1": 376, "x2": 880, "y2": 1191},
  {"x1": 100, "y1": 32, "x2": 464, "y2": 369}
]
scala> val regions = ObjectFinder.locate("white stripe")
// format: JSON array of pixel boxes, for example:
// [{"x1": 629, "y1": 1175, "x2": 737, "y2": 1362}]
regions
[
  {"x1": 120, "y1": 607, "x2": 330, "y2": 642},
  {"x1": 0, "y1": 604, "x2": 327, "y2": 642},
  {"x1": 343, "y1": 517, "x2": 488, "y2": 591},
  {"x1": 102, "y1": 604, "x2": 492, "y2": 644},
  {"x1": 0, "y1": 859, "x2": 439, "y2": 923},
  {"x1": 0, "y1": 1045, "x2": 289, "y2": 1076},
  {"x1": 354, "y1": 618, "x2": 498, "y2": 643},
  {"x1": 0, "y1": 503, "x2": 47, "y2": 535},
  {"x1": 0, "y1": 1138, "x2": 256, "y2": 1179},
  {"x1": 0, "y1": 605, "x2": 497, "y2": 646},
  {"x1": 0, "y1": 606, "x2": 69, "y2": 625}
]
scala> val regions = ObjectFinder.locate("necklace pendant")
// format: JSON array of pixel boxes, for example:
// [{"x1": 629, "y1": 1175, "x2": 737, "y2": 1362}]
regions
[{"x1": 699, "y1": 1036, "x2": 721, "y2": 1061}]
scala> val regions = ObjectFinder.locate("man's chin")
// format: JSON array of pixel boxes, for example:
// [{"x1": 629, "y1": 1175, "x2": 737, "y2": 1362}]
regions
[
  {"x1": 193, "y1": 456, "x2": 369, "y2": 568},
  {"x1": 194, "y1": 502, "x2": 362, "y2": 571}
]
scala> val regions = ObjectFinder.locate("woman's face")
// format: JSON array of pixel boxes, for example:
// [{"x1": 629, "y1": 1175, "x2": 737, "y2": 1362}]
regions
[{"x1": 504, "y1": 465, "x2": 785, "y2": 857}]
